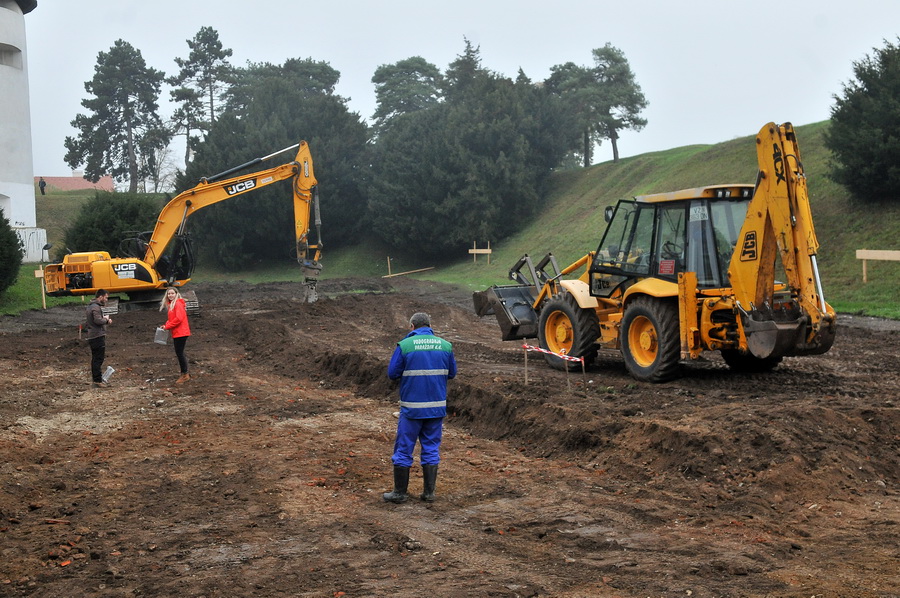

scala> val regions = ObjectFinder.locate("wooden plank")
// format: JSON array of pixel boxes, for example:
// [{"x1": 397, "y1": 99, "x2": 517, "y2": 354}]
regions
[
  {"x1": 382, "y1": 267, "x2": 434, "y2": 279},
  {"x1": 469, "y1": 242, "x2": 491, "y2": 264},
  {"x1": 856, "y1": 249, "x2": 900, "y2": 261}
]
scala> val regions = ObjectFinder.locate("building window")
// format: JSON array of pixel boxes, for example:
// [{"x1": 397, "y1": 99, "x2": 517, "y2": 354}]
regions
[{"x1": 0, "y1": 43, "x2": 23, "y2": 69}]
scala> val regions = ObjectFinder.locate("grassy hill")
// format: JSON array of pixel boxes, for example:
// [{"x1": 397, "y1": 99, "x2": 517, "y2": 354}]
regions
[
  {"x1": 34, "y1": 188, "x2": 100, "y2": 254},
  {"x1": 404, "y1": 120, "x2": 900, "y2": 319},
  {"x1": 14, "y1": 120, "x2": 900, "y2": 318}
]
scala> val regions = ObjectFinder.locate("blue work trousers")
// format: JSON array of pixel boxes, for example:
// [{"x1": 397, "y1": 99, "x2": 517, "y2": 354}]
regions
[{"x1": 392, "y1": 415, "x2": 443, "y2": 467}]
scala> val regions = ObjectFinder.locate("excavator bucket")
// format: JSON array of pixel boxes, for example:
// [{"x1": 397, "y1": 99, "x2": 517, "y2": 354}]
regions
[
  {"x1": 740, "y1": 315, "x2": 805, "y2": 360},
  {"x1": 473, "y1": 285, "x2": 539, "y2": 341},
  {"x1": 737, "y1": 295, "x2": 834, "y2": 360}
]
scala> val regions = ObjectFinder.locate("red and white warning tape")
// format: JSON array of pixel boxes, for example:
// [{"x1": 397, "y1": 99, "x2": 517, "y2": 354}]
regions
[{"x1": 522, "y1": 344, "x2": 584, "y2": 363}]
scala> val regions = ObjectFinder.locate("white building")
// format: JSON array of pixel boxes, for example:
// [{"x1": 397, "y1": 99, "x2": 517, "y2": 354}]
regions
[{"x1": 0, "y1": 0, "x2": 46, "y2": 262}]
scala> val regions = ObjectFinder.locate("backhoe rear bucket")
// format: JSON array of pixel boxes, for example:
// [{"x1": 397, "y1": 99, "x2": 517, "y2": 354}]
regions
[
  {"x1": 738, "y1": 294, "x2": 840, "y2": 360},
  {"x1": 741, "y1": 316, "x2": 806, "y2": 360},
  {"x1": 473, "y1": 285, "x2": 538, "y2": 341}
]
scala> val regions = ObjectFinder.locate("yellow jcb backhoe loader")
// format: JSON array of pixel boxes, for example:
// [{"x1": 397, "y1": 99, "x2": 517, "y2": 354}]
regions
[
  {"x1": 43, "y1": 141, "x2": 323, "y2": 313},
  {"x1": 473, "y1": 122, "x2": 836, "y2": 382}
]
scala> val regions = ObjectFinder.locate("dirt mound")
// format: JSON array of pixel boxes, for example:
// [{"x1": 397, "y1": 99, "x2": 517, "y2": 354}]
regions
[{"x1": 0, "y1": 278, "x2": 897, "y2": 596}]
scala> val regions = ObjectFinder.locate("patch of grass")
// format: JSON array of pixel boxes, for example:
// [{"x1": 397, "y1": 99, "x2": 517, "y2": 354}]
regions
[
  {"x1": 35, "y1": 189, "x2": 96, "y2": 252},
  {"x1": 0, "y1": 264, "x2": 84, "y2": 315}
]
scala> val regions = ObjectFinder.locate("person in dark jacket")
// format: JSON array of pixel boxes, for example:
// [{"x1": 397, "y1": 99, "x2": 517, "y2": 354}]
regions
[
  {"x1": 159, "y1": 287, "x2": 192, "y2": 384},
  {"x1": 383, "y1": 312, "x2": 457, "y2": 503},
  {"x1": 85, "y1": 289, "x2": 112, "y2": 388}
]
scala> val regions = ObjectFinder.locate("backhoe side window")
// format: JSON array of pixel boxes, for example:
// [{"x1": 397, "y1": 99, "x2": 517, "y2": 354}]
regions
[
  {"x1": 595, "y1": 200, "x2": 653, "y2": 276},
  {"x1": 685, "y1": 202, "x2": 723, "y2": 287},
  {"x1": 709, "y1": 199, "x2": 751, "y2": 278},
  {"x1": 617, "y1": 204, "x2": 653, "y2": 276},
  {"x1": 596, "y1": 200, "x2": 635, "y2": 264},
  {"x1": 654, "y1": 205, "x2": 686, "y2": 279}
]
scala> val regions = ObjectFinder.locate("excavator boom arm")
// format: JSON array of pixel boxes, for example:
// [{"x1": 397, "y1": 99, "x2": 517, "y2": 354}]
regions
[{"x1": 142, "y1": 141, "x2": 320, "y2": 268}]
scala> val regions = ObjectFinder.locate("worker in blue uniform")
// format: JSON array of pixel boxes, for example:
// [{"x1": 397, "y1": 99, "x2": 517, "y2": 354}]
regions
[{"x1": 383, "y1": 312, "x2": 457, "y2": 503}]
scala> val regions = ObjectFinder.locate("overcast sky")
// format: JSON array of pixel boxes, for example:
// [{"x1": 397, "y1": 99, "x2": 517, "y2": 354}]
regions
[{"x1": 22, "y1": 0, "x2": 900, "y2": 176}]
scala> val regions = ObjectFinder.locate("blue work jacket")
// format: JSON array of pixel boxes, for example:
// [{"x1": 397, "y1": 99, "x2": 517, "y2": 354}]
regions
[{"x1": 388, "y1": 326, "x2": 457, "y2": 419}]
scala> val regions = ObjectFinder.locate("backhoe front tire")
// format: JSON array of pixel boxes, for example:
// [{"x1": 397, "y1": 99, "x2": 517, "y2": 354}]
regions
[
  {"x1": 620, "y1": 297, "x2": 681, "y2": 382},
  {"x1": 537, "y1": 292, "x2": 600, "y2": 371}
]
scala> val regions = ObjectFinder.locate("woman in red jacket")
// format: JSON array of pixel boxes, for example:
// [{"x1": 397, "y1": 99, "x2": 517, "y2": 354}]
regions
[{"x1": 160, "y1": 287, "x2": 191, "y2": 384}]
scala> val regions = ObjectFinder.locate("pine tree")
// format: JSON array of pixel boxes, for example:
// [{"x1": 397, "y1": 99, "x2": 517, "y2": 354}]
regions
[
  {"x1": 168, "y1": 27, "x2": 234, "y2": 168},
  {"x1": 826, "y1": 38, "x2": 900, "y2": 201},
  {"x1": 64, "y1": 40, "x2": 166, "y2": 193}
]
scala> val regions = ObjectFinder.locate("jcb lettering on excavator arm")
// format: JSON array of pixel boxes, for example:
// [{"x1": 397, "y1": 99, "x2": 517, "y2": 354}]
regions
[
  {"x1": 770, "y1": 142, "x2": 786, "y2": 184},
  {"x1": 739, "y1": 231, "x2": 758, "y2": 261},
  {"x1": 225, "y1": 178, "x2": 257, "y2": 195}
]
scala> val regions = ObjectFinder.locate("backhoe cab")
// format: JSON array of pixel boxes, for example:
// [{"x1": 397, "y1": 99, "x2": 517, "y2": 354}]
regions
[
  {"x1": 43, "y1": 141, "x2": 323, "y2": 313},
  {"x1": 474, "y1": 122, "x2": 836, "y2": 382}
]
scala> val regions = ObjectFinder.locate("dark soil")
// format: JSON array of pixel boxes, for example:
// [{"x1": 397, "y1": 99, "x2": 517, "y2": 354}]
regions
[{"x1": 0, "y1": 278, "x2": 897, "y2": 597}]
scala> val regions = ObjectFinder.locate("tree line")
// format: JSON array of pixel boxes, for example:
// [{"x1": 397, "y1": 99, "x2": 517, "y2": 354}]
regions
[
  {"x1": 62, "y1": 29, "x2": 648, "y2": 266},
  {"x1": 62, "y1": 29, "x2": 900, "y2": 270}
]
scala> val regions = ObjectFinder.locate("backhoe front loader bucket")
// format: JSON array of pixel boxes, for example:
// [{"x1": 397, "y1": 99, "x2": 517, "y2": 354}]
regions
[{"x1": 473, "y1": 285, "x2": 539, "y2": 341}]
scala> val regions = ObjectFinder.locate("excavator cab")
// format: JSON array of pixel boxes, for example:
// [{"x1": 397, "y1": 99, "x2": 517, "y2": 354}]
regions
[{"x1": 155, "y1": 235, "x2": 196, "y2": 284}]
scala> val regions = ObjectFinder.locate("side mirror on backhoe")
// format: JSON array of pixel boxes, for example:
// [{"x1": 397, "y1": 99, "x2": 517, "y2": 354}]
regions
[{"x1": 604, "y1": 206, "x2": 615, "y2": 223}]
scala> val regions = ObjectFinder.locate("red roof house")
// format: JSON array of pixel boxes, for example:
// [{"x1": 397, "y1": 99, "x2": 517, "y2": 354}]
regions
[{"x1": 35, "y1": 175, "x2": 115, "y2": 193}]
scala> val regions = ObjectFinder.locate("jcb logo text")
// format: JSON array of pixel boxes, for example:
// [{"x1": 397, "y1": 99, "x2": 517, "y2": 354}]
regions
[
  {"x1": 226, "y1": 179, "x2": 256, "y2": 195},
  {"x1": 740, "y1": 231, "x2": 758, "y2": 261}
]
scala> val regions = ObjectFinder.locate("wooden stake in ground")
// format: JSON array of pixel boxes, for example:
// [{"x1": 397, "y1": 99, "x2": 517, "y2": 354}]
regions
[{"x1": 523, "y1": 346, "x2": 528, "y2": 385}]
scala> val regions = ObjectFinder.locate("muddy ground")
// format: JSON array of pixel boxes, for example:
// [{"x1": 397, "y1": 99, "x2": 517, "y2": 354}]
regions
[{"x1": 0, "y1": 277, "x2": 897, "y2": 598}]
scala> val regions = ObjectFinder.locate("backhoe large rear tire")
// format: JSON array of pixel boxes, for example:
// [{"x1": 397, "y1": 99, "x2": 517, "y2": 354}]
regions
[
  {"x1": 537, "y1": 291, "x2": 600, "y2": 371},
  {"x1": 621, "y1": 297, "x2": 681, "y2": 382}
]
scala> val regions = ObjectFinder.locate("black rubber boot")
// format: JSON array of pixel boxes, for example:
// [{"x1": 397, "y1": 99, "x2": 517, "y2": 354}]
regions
[
  {"x1": 420, "y1": 464, "x2": 438, "y2": 502},
  {"x1": 382, "y1": 466, "x2": 410, "y2": 503}
]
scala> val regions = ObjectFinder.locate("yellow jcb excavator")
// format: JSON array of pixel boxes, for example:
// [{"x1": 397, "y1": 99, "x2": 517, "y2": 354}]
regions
[
  {"x1": 473, "y1": 122, "x2": 836, "y2": 382},
  {"x1": 43, "y1": 141, "x2": 323, "y2": 313}
]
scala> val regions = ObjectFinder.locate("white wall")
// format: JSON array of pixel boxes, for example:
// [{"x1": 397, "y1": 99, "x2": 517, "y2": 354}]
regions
[
  {"x1": 0, "y1": 0, "x2": 38, "y2": 229},
  {"x1": 15, "y1": 225, "x2": 46, "y2": 262}
]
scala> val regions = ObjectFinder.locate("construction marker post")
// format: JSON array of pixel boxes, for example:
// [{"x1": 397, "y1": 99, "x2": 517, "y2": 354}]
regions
[
  {"x1": 522, "y1": 344, "x2": 586, "y2": 393},
  {"x1": 34, "y1": 268, "x2": 46, "y2": 309},
  {"x1": 523, "y1": 347, "x2": 528, "y2": 384},
  {"x1": 469, "y1": 241, "x2": 492, "y2": 264}
]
